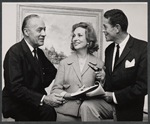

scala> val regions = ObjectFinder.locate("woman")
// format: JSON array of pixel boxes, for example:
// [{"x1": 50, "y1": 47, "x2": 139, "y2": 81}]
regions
[{"x1": 51, "y1": 22, "x2": 106, "y2": 121}]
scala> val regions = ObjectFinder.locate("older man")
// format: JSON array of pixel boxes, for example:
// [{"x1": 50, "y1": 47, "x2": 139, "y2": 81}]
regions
[{"x1": 2, "y1": 14, "x2": 64, "y2": 121}]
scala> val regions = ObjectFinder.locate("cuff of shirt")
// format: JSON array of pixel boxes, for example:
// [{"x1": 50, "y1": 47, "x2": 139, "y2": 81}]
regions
[
  {"x1": 60, "y1": 91, "x2": 67, "y2": 97},
  {"x1": 40, "y1": 95, "x2": 46, "y2": 106},
  {"x1": 112, "y1": 92, "x2": 118, "y2": 104}
]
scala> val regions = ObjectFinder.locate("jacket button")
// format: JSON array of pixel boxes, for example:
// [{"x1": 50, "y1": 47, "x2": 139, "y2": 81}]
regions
[{"x1": 76, "y1": 100, "x2": 81, "y2": 104}]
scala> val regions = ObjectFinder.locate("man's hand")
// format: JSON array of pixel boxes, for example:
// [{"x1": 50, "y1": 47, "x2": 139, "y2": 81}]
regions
[
  {"x1": 95, "y1": 68, "x2": 105, "y2": 81},
  {"x1": 104, "y1": 91, "x2": 113, "y2": 103},
  {"x1": 88, "y1": 63, "x2": 105, "y2": 82},
  {"x1": 43, "y1": 93, "x2": 65, "y2": 107}
]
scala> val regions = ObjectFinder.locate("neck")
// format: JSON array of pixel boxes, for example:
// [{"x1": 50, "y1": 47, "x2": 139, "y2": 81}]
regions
[
  {"x1": 24, "y1": 37, "x2": 37, "y2": 48},
  {"x1": 76, "y1": 49, "x2": 88, "y2": 59},
  {"x1": 114, "y1": 32, "x2": 128, "y2": 44}
]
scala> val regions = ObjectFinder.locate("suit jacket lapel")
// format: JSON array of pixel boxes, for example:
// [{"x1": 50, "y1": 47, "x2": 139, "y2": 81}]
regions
[
  {"x1": 67, "y1": 53, "x2": 82, "y2": 82},
  {"x1": 67, "y1": 53, "x2": 97, "y2": 82},
  {"x1": 21, "y1": 39, "x2": 41, "y2": 77},
  {"x1": 81, "y1": 54, "x2": 97, "y2": 76},
  {"x1": 114, "y1": 35, "x2": 134, "y2": 68}
]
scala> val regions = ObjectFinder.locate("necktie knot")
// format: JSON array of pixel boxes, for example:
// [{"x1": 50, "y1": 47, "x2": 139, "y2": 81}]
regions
[
  {"x1": 33, "y1": 48, "x2": 37, "y2": 58},
  {"x1": 116, "y1": 44, "x2": 120, "y2": 49},
  {"x1": 33, "y1": 48, "x2": 40, "y2": 68}
]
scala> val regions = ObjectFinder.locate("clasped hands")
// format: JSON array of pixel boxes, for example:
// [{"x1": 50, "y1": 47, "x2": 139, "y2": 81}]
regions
[
  {"x1": 43, "y1": 90, "x2": 113, "y2": 106},
  {"x1": 63, "y1": 86, "x2": 113, "y2": 103},
  {"x1": 43, "y1": 93, "x2": 66, "y2": 107}
]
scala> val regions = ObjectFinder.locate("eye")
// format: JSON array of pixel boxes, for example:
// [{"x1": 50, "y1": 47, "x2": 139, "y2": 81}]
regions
[
  {"x1": 72, "y1": 34, "x2": 75, "y2": 38},
  {"x1": 43, "y1": 28, "x2": 46, "y2": 31},
  {"x1": 78, "y1": 34, "x2": 83, "y2": 37},
  {"x1": 103, "y1": 25, "x2": 107, "y2": 30},
  {"x1": 37, "y1": 28, "x2": 42, "y2": 33},
  {"x1": 37, "y1": 28, "x2": 46, "y2": 33}
]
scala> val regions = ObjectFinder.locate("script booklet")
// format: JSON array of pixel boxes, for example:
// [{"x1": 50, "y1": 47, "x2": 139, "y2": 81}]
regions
[{"x1": 71, "y1": 82, "x2": 105, "y2": 97}]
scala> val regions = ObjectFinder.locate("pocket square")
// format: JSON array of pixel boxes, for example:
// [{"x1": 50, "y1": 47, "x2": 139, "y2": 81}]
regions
[{"x1": 125, "y1": 59, "x2": 135, "y2": 68}]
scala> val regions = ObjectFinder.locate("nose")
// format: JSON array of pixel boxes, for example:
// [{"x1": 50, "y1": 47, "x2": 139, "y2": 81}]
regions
[
  {"x1": 102, "y1": 28, "x2": 106, "y2": 33},
  {"x1": 41, "y1": 29, "x2": 46, "y2": 37},
  {"x1": 73, "y1": 35, "x2": 78, "y2": 42}
]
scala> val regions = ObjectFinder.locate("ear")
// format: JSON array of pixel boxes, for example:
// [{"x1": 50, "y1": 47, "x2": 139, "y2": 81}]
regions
[
  {"x1": 23, "y1": 28, "x2": 29, "y2": 36},
  {"x1": 115, "y1": 24, "x2": 121, "y2": 33}
]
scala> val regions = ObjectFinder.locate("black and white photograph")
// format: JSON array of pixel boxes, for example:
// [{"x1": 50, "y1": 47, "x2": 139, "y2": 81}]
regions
[{"x1": 2, "y1": 2, "x2": 148, "y2": 122}]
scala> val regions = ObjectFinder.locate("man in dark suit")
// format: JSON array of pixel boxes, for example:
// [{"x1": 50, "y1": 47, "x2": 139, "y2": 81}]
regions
[
  {"x1": 2, "y1": 14, "x2": 64, "y2": 121},
  {"x1": 102, "y1": 9, "x2": 147, "y2": 121}
]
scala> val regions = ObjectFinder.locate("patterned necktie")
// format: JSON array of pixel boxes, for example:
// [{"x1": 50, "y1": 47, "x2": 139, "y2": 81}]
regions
[
  {"x1": 33, "y1": 48, "x2": 39, "y2": 67},
  {"x1": 114, "y1": 44, "x2": 120, "y2": 66}
]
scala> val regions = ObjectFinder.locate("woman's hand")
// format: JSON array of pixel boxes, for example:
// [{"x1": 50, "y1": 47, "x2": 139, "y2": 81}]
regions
[
  {"x1": 63, "y1": 93, "x2": 72, "y2": 99},
  {"x1": 64, "y1": 85, "x2": 85, "y2": 100}
]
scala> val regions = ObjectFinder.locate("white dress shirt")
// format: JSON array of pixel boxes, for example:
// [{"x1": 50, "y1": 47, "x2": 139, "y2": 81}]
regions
[{"x1": 112, "y1": 34, "x2": 130, "y2": 71}]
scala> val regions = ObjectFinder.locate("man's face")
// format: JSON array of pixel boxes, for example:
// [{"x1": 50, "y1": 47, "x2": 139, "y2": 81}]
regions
[
  {"x1": 103, "y1": 18, "x2": 117, "y2": 42},
  {"x1": 25, "y1": 17, "x2": 46, "y2": 48}
]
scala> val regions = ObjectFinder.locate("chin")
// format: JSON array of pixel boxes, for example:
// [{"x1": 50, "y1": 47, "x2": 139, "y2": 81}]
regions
[
  {"x1": 106, "y1": 38, "x2": 111, "y2": 42},
  {"x1": 38, "y1": 43, "x2": 44, "y2": 47},
  {"x1": 74, "y1": 47, "x2": 82, "y2": 50}
]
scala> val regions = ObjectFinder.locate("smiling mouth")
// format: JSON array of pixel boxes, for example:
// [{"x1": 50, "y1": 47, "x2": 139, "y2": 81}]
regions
[
  {"x1": 73, "y1": 41, "x2": 81, "y2": 45},
  {"x1": 39, "y1": 38, "x2": 45, "y2": 41},
  {"x1": 73, "y1": 43, "x2": 81, "y2": 46}
]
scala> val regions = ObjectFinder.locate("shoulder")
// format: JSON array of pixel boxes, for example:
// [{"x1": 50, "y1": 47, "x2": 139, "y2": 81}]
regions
[
  {"x1": 59, "y1": 54, "x2": 73, "y2": 65},
  {"x1": 6, "y1": 41, "x2": 22, "y2": 56},
  {"x1": 105, "y1": 43, "x2": 114, "y2": 52},
  {"x1": 132, "y1": 37, "x2": 147, "y2": 47},
  {"x1": 130, "y1": 36, "x2": 147, "y2": 53},
  {"x1": 88, "y1": 54, "x2": 104, "y2": 67}
]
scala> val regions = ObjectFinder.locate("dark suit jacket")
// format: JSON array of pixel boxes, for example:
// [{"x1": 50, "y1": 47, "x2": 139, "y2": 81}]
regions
[
  {"x1": 2, "y1": 39, "x2": 57, "y2": 118},
  {"x1": 104, "y1": 35, "x2": 147, "y2": 121}
]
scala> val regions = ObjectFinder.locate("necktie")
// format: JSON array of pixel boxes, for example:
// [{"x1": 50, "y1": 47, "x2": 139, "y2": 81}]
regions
[
  {"x1": 114, "y1": 44, "x2": 120, "y2": 66},
  {"x1": 33, "y1": 48, "x2": 38, "y2": 59},
  {"x1": 33, "y1": 48, "x2": 39, "y2": 67}
]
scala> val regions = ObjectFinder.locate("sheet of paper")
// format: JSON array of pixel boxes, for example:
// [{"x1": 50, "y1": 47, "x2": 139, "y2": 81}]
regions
[{"x1": 71, "y1": 85, "x2": 98, "y2": 97}]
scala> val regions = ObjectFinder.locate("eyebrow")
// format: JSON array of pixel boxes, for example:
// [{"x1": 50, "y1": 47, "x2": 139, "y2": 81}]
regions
[{"x1": 37, "y1": 27, "x2": 46, "y2": 30}]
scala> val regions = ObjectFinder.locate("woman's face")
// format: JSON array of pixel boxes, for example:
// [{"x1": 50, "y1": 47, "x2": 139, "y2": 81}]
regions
[{"x1": 72, "y1": 27, "x2": 88, "y2": 51}]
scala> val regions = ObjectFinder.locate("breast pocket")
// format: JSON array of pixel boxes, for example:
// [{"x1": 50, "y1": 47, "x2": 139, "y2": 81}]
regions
[
  {"x1": 124, "y1": 66, "x2": 136, "y2": 71},
  {"x1": 123, "y1": 66, "x2": 137, "y2": 80}
]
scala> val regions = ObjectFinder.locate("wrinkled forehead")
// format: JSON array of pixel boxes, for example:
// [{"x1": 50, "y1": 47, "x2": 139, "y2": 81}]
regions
[{"x1": 26, "y1": 17, "x2": 45, "y2": 28}]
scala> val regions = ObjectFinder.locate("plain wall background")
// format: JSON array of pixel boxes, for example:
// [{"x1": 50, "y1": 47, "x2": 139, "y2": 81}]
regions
[{"x1": 2, "y1": 2, "x2": 148, "y2": 111}]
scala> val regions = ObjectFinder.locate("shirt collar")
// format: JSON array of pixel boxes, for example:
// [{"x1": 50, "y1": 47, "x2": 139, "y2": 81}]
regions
[
  {"x1": 24, "y1": 38, "x2": 34, "y2": 52},
  {"x1": 115, "y1": 34, "x2": 130, "y2": 48}
]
